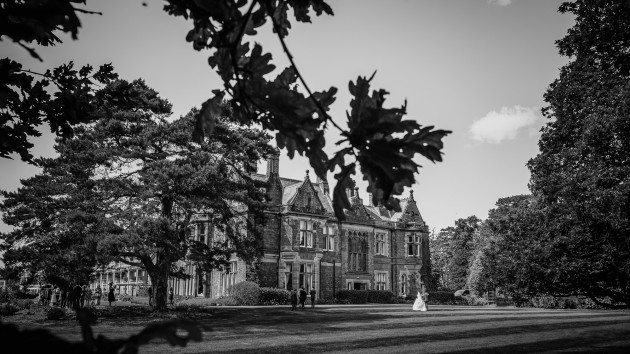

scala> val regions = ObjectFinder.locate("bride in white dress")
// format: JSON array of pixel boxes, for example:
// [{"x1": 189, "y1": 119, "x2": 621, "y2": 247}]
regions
[{"x1": 412, "y1": 291, "x2": 427, "y2": 311}]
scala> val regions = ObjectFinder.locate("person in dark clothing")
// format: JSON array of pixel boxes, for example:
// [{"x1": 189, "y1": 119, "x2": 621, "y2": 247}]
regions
[
  {"x1": 67, "y1": 284, "x2": 75, "y2": 309},
  {"x1": 299, "y1": 287, "x2": 307, "y2": 310},
  {"x1": 107, "y1": 283, "x2": 116, "y2": 306},
  {"x1": 169, "y1": 288, "x2": 174, "y2": 306},
  {"x1": 60, "y1": 288, "x2": 67, "y2": 308},
  {"x1": 73, "y1": 284, "x2": 82, "y2": 309},
  {"x1": 80, "y1": 285, "x2": 87, "y2": 307},
  {"x1": 148, "y1": 286, "x2": 153, "y2": 306},
  {"x1": 290, "y1": 289, "x2": 298, "y2": 311},
  {"x1": 310, "y1": 287, "x2": 316, "y2": 308}
]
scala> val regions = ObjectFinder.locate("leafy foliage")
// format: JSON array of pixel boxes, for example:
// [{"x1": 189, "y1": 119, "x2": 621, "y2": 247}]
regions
[
  {"x1": 0, "y1": 136, "x2": 107, "y2": 285},
  {"x1": 3, "y1": 0, "x2": 450, "y2": 218},
  {"x1": 426, "y1": 291, "x2": 456, "y2": 305},
  {"x1": 163, "y1": 0, "x2": 451, "y2": 219},
  {"x1": 527, "y1": 0, "x2": 630, "y2": 308},
  {"x1": 228, "y1": 281, "x2": 261, "y2": 306},
  {"x1": 430, "y1": 216, "x2": 479, "y2": 291},
  {"x1": 71, "y1": 80, "x2": 271, "y2": 310},
  {"x1": 2, "y1": 78, "x2": 274, "y2": 310},
  {"x1": 0, "y1": 303, "x2": 20, "y2": 316},
  {"x1": 258, "y1": 287, "x2": 290, "y2": 305},
  {"x1": 0, "y1": 59, "x2": 118, "y2": 162},
  {"x1": 480, "y1": 195, "x2": 549, "y2": 300},
  {"x1": 0, "y1": 0, "x2": 96, "y2": 61}
]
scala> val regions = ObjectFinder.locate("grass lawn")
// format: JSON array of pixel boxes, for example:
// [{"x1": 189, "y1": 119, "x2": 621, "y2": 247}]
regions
[{"x1": 5, "y1": 304, "x2": 630, "y2": 353}]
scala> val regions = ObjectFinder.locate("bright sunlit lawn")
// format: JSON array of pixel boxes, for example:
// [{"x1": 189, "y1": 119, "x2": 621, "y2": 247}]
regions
[{"x1": 6, "y1": 303, "x2": 630, "y2": 353}]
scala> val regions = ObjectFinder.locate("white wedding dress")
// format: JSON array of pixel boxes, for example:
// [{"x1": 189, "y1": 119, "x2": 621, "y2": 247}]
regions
[{"x1": 412, "y1": 291, "x2": 427, "y2": 311}]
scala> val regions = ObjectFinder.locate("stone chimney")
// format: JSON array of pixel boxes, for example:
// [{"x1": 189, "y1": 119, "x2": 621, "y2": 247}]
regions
[{"x1": 266, "y1": 148, "x2": 280, "y2": 178}]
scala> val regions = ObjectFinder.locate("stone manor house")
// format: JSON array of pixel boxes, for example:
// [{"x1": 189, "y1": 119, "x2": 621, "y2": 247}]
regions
[{"x1": 92, "y1": 153, "x2": 430, "y2": 300}]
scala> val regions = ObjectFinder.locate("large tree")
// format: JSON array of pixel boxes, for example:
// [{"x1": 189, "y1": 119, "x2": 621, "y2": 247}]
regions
[
  {"x1": 480, "y1": 195, "x2": 547, "y2": 301},
  {"x1": 527, "y1": 0, "x2": 630, "y2": 308},
  {"x1": 78, "y1": 79, "x2": 272, "y2": 310},
  {"x1": 430, "y1": 216, "x2": 480, "y2": 291},
  {"x1": 3, "y1": 78, "x2": 274, "y2": 310}
]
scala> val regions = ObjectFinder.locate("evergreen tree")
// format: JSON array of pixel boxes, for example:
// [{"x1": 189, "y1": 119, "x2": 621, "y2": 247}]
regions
[{"x1": 2, "y1": 79, "x2": 274, "y2": 310}]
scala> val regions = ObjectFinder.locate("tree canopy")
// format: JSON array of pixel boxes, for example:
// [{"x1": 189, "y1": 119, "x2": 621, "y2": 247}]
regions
[
  {"x1": 526, "y1": 0, "x2": 630, "y2": 307},
  {"x1": 1, "y1": 78, "x2": 274, "y2": 309},
  {"x1": 429, "y1": 216, "x2": 479, "y2": 291}
]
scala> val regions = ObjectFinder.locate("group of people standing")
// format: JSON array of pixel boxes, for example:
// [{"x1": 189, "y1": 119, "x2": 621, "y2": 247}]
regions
[
  {"x1": 39, "y1": 284, "x2": 103, "y2": 308},
  {"x1": 290, "y1": 287, "x2": 316, "y2": 311}
]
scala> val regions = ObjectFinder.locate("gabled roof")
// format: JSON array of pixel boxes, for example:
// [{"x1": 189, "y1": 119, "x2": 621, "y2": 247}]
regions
[
  {"x1": 252, "y1": 169, "x2": 425, "y2": 226},
  {"x1": 391, "y1": 198, "x2": 410, "y2": 222}
]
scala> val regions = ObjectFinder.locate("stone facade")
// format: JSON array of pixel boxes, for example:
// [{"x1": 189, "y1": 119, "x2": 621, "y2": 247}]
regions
[{"x1": 250, "y1": 153, "x2": 431, "y2": 300}]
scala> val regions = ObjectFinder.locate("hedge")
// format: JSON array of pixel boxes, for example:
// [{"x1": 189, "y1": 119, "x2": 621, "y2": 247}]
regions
[
  {"x1": 228, "y1": 281, "x2": 260, "y2": 306},
  {"x1": 335, "y1": 290, "x2": 396, "y2": 304},
  {"x1": 259, "y1": 287, "x2": 290, "y2": 305},
  {"x1": 428, "y1": 291, "x2": 456, "y2": 304}
]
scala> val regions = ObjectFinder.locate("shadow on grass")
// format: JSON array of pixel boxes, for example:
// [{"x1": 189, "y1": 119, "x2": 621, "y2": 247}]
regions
[{"x1": 202, "y1": 318, "x2": 630, "y2": 354}]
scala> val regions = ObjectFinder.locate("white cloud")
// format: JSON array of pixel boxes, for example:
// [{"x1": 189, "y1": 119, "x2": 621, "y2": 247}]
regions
[
  {"x1": 488, "y1": 0, "x2": 512, "y2": 6},
  {"x1": 470, "y1": 105, "x2": 541, "y2": 144}
]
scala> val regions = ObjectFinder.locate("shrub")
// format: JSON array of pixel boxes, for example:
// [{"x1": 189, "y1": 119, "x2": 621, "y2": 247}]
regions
[
  {"x1": 228, "y1": 281, "x2": 260, "y2": 306},
  {"x1": 0, "y1": 286, "x2": 17, "y2": 303},
  {"x1": 177, "y1": 297, "x2": 218, "y2": 306},
  {"x1": 316, "y1": 297, "x2": 336, "y2": 305},
  {"x1": 12, "y1": 298, "x2": 35, "y2": 310},
  {"x1": 213, "y1": 296, "x2": 238, "y2": 306},
  {"x1": 428, "y1": 291, "x2": 456, "y2": 305},
  {"x1": 0, "y1": 303, "x2": 20, "y2": 316},
  {"x1": 259, "y1": 287, "x2": 290, "y2": 305},
  {"x1": 46, "y1": 307, "x2": 65, "y2": 320},
  {"x1": 173, "y1": 303, "x2": 203, "y2": 312},
  {"x1": 453, "y1": 296, "x2": 470, "y2": 305},
  {"x1": 335, "y1": 290, "x2": 368, "y2": 304},
  {"x1": 464, "y1": 295, "x2": 489, "y2": 306},
  {"x1": 495, "y1": 297, "x2": 514, "y2": 306},
  {"x1": 366, "y1": 290, "x2": 395, "y2": 303}
]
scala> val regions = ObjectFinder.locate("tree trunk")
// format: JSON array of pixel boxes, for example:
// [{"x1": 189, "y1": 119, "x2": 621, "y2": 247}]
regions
[{"x1": 146, "y1": 255, "x2": 170, "y2": 311}]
